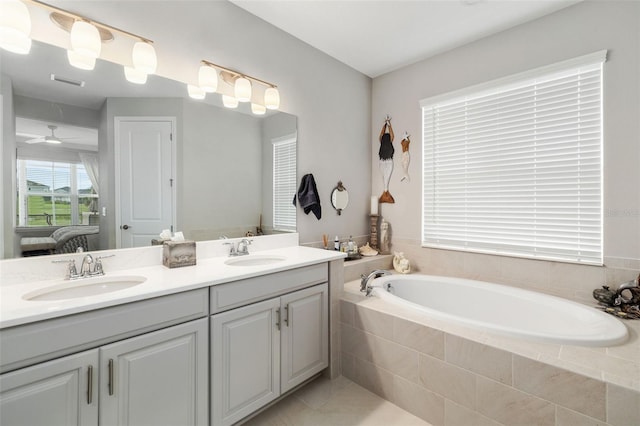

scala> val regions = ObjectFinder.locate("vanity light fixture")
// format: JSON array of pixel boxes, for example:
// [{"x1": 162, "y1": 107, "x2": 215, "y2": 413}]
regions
[
  {"x1": 132, "y1": 41, "x2": 157, "y2": 75},
  {"x1": 251, "y1": 103, "x2": 266, "y2": 115},
  {"x1": 200, "y1": 59, "x2": 279, "y2": 110},
  {"x1": 0, "y1": 0, "x2": 32, "y2": 54},
  {"x1": 67, "y1": 49, "x2": 96, "y2": 70},
  {"x1": 234, "y1": 77, "x2": 252, "y2": 102},
  {"x1": 20, "y1": 1, "x2": 157, "y2": 79},
  {"x1": 222, "y1": 95, "x2": 239, "y2": 109},
  {"x1": 187, "y1": 84, "x2": 206, "y2": 100},
  {"x1": 70, "y1": 20, "x2": 101, "y2": 58},
  {"x1": 198, "y1": 65, "x2": 218, "y2": 93},
  {"x1": 124, "y1": 66, "x2": 148, "y2": 84},
  {"x1": 264, "y1": 87, "x2": 280, "y2": 110}
]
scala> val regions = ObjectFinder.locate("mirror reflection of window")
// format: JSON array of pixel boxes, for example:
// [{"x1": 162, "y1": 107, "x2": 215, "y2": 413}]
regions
[
  {"x1": 272, "y1": 135, "x2": 297, "y2": 232},
  {"x1": 17, "y1": 159, "x2": 98, "y2": 227}
]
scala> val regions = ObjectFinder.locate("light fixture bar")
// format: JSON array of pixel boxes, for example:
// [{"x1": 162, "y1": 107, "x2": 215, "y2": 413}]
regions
[
  {"x1": 27, "y1": 0, "x2": 153, "y2": 43},
  {"x1": 200, "y1": 59, "x2": 277, "y2": 89}
]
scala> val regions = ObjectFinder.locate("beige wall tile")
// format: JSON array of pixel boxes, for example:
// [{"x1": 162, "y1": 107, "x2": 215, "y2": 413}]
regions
[
  {"x1": 444, "y1": 400, "x2": 503, "y2": 426},
  {"x1": 499, "y1": 256, "x2": 551, "y2": 289},
  {"x1": 354, "y1": 304, "x2": 394, "y2": 340},
  {"x1": 462, "y1": 252, "x2": 502, "y2": 282},
  {"x1": 556, "y1": 407, "x2": 610, "y2": 426},
  {"x1": 393, "y1": 316, "x2": 445, "y2": 359},
  {"x1": 340, "y1": 299, "x2": 355, "y2": 326},
  {"x1": 351, "y1": 358, "x2": 395, "y2": 401},
  {"x1": 445, "y1": 335, "x2": 513, "y2": 385},
  {"x1": 476, "y1": 376, "x2": 555, "y2": 426},
  {"x1": 341, "y1": 323, "x2": 373, "y2": 362},
  {"x1": 419, "y1": 354, "x2": 476, "y2": 410},
  {"x1": 341, "y1": 352, "x2": 355, "y2": 381},
  {"x1": 513, "y1": 356, "x2": 606, "y2": 420},
  {"x1": 369, "y1": 335, "x2": 420, "y2": 383},
  {"x1": 393, "y1": 375, "x2": 445, "y2": 426},
  {"x1": 607, "y1": 384, "x2": 640, "y2": 426}
]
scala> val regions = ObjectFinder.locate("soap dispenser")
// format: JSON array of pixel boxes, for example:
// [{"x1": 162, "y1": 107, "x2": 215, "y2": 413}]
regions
[{"x1": 334, "y1": 236, "x2": 340, "y2": 251}]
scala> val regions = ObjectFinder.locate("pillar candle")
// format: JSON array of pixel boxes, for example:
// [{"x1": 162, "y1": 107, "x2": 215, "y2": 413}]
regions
[{"x1": 371, "y1": 196, "x2": 378, "y2": 215}]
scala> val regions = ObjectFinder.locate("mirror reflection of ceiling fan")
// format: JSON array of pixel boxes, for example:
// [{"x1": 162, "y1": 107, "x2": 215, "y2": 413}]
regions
[{"x1": 24, "y1": 125, "x2": 79, "y2": 144}]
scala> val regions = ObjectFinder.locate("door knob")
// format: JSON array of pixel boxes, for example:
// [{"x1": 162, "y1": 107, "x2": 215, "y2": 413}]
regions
[{"x1": 121, "y1": 224, "x2": 130, "y2": 230}]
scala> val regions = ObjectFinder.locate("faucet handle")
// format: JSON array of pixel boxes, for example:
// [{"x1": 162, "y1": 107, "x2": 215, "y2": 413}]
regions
[
  {"x1": 52, "y1": 259, "x2": 78, "y2": 279},
  {"x1": 223, "y1": 241, "x2": 236, "y2": 255}
]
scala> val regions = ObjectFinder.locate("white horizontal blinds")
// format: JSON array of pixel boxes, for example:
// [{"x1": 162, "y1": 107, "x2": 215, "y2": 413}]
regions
[
  {"x1": 273, "y1": 136, "x2": 297, "y2": 231},
  {"x1": 422, "y1": 52, "x2": 605, "y2": 264}
]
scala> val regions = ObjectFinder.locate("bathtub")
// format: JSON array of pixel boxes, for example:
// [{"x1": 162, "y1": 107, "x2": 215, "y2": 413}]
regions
[{"x1": 370, "y1": 274, "x2": 628, "y2": 347}]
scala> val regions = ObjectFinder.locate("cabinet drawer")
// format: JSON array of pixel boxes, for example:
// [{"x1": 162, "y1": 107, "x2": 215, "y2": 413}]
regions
[
  {"x1": 210, "y1": 264, "x2": 327, "y2": 314},
  {"x1": 0, "y1": 288, "x2": 209, "y2": 373}
]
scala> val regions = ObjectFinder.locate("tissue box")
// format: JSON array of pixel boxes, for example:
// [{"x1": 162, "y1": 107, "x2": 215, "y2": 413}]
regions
[{"x1": 162, "y1": 240, "x2": 196, "y2": 268}]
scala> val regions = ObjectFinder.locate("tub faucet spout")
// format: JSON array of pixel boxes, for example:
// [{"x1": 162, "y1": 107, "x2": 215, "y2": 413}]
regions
[{"x1": 360, "y1": 269, "x2": 392, "y2": 296}]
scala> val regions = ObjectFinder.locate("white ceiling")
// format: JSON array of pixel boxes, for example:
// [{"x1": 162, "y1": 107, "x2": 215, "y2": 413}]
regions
[{"x1": 231, "y1": 0, "x2": 582, "y2": 78}]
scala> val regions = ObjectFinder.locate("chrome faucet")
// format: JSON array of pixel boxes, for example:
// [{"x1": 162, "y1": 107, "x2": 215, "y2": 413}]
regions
[
  {"x1": 236, "y1": 239, "x2": 252, "y2": 256},
  {"x1": 224, "y1": 239, "x2": 253, "y2": 257},
  {"x1": 80, "y1": 254, "x2": 94, "y2": 277},
  {"x1": 360, "y1": 269, "x2": 392, "y2": 296}
]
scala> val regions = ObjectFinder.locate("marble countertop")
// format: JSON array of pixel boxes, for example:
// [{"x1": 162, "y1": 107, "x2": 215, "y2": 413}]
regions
[{"x1": 0, "y1": 244, "x2": 344, "y2": 329}]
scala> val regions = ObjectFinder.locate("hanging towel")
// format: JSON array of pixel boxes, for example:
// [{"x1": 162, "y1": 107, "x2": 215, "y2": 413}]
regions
[{"x1": 293, "y1": 173, "x2": 322, "y2": 220}]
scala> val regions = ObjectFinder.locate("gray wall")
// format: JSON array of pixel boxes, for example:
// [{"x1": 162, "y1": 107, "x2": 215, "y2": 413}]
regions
[
  {"x1": 371, "y1": 0, "x2": 640, "y2": 261},
  {"x1": 181, "y1": 100, "x2": 263, "y2": 241}
]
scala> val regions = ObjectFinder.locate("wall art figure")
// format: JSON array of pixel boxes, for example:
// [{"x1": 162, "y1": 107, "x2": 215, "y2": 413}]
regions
[
  {"x1": 400, "y1": 131, "x2": 411, "y2": 182},
  {"x1": 378, "y1": 116, "x2": 395, "y2": 203}
]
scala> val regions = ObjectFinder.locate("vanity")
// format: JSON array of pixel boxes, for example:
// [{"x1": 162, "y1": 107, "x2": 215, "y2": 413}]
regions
[{"x1": 0, "y1": 235, "x2": 344, "y2": 426}]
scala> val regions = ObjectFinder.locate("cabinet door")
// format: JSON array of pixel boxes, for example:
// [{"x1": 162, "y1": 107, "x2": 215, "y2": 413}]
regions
[
  {"x1": 0, "y1": 349, "x2": 98, "y2": 426},
  {"x1": 280, "y1": 283, "x2": 328, "y2": 393},
  {"x1": 99, "y1": 318, "x2": 208, "y2": 426},
  {"x1": 211, "y1": 298, "x2": 280, "y2": 426}
]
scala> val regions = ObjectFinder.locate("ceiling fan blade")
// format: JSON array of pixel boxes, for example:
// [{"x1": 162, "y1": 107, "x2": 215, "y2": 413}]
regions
[{"x1": 25, "y1": 137, "x2": 46, "y2": 144}]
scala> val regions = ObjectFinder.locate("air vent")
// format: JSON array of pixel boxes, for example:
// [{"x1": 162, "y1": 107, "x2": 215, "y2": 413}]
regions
[{"x1": 50, "y1": 74, "x2": 85, "y2": 87}]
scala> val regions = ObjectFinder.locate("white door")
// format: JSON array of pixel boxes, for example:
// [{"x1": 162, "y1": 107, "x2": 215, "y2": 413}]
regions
[
  {"x1": 0, "y1": 349, "x2": 99, "y2": 426},
  {"x1": 117, "y1": 118, "x2": 174, "y2": 248},
  {"x1": 280, "y1": 284, "x2": 328, "y2": 393},
  {"x1": 211, "y1": 298, "x2": 281, "y2": 426},
  {"x1": 99, "y1": 319, "x2": 208, "y2": 426}
]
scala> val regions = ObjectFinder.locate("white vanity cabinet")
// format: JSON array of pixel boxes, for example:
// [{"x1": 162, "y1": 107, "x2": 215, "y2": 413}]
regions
[
  {"x1": 99, "y1": 318, "x2": 208, "y2": 426},
  {"x1": 0, "y1": 289, "x2": 209, "y2": 426},
  {"x1": 210, "y1": 265, "x2": 329, "y2": 426},
  {"x1": 0, "y1": 349, "x2": 99, "y2": 426}
]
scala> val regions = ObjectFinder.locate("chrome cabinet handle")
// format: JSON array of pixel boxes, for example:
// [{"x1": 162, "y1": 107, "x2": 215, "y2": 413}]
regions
[
  {"x1": 87, "y1": 365, "x2": 93, "y2": 404},
  {"x1": 108, "y1": 359, "x2": 114, "y2": 396},
  {"x1": 284, "y1": 305, "x2": 289, "y2": 327},
  {"x1": 275, "y1": 308, "x2": 281, "y2": 330}
]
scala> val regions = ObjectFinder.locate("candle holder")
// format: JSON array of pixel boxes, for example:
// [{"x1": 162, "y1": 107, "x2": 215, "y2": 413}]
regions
[{"x1": 369, "y1": 214, "x2": 379, "y2": 249}]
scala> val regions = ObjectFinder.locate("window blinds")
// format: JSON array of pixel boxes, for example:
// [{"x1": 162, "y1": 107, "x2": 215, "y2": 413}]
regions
[
  {"x1": 273, "y1": 136, "x2": 297, "y2": 232},
  {"x1": 421, "y1": 51, "x2": 606, "y2": 265}
]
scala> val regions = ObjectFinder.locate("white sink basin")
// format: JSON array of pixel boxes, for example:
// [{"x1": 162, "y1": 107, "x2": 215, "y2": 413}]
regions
[
  {"x1": 24, "y1": 275, "x2": 147, "y2": 301},
  {"x1": 224, "y1": 255, "x2": 286, "y2": 267}
]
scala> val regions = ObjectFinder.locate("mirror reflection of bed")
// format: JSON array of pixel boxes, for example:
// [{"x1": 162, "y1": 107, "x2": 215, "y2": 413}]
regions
[{"x1": 20, "y1": 226, "x2": 100, "y2": 256}]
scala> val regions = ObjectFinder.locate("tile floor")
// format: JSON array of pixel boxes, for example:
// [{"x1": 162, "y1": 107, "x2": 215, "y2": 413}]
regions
[{"x1": 243, "y1": 375, "x2": 431, "y2": 426}]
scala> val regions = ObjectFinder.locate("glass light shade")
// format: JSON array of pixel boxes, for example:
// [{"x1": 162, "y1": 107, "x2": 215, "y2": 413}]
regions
[
  {"x1": 198, "y1": 65, "x2": 218, "y2": 93},
  {"x1": 234, "y1": 77, "x2": 251, "y2": 102},
  {"x1": 67, "y1": 49, "x2": 95, "y2": 70},
  {"x1": 124, "y1": 66, "x2": 147, "y2": 84},
  {"x1": 187, "y1": 84, "x2": 205, "y2": 100},
  {"x1": 264, "y1": 87, "x2": 280, "y2": 110},
  {"x1": 222, "y1": 95, "x2": 238, "y2": 109},
  {"x1": 251, "y1": 103, "x2": 266, "y2": 115},
  {"x1": 70, "y1": 20, "x2": 101, "y2": 58},
  {"x1": 0, "y1": 0, "x2": 32, "y2": 54},
  {"x1": 132, "y1": 41, "x2": 157, "y2": 74}
]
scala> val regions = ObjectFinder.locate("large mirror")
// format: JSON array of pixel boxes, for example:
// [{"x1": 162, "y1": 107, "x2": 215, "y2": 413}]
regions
[{"x1": 1, "y1": 40, "x2": 297, "y2": 258}]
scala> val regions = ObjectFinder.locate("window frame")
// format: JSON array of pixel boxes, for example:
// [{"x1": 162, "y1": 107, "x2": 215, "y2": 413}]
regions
[
  {"x1": 420, "y1": 51, "x2": 606, "y2": 265},
  {"x1": 272, "y1": 134, "x2": 297, "y2": 232}
]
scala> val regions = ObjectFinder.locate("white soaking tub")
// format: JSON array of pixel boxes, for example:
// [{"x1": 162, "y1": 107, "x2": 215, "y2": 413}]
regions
[{"x1": 369, "y1": 274, "x2": 628, "y2": 347}]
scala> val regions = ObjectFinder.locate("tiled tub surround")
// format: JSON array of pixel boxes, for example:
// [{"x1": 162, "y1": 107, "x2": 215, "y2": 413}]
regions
[{"x1": 341, "y1": 280, "x2": 640, "y2": 426}]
